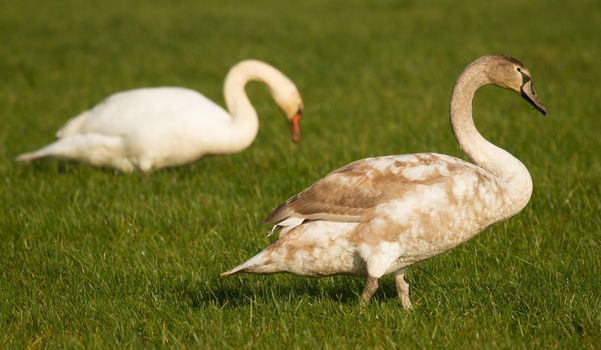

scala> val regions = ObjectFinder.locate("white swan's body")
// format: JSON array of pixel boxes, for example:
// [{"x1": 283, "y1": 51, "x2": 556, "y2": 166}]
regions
[
  {"x1": 222, "y1": 55, "x2": 547, "y2": 309},
  {"x1": 17, "y1": 60, "x2": 304, "y2": 172}
]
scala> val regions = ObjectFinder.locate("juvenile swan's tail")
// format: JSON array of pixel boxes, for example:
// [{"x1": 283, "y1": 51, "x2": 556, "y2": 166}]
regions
[
  {"x1": 220, "y1": 264, "x2": 249, "y2": 277},
  {"x1": 220, "y1": 251, "x2": 267, "y2": 276}
]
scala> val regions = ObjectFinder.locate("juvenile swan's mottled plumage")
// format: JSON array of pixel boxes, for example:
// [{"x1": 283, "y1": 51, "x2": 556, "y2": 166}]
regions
[
  {"x1": 17, "y1": 60, "x2": 303, "y2": 172},
  {"x1": 222, "y1": 55, "x2": 546, "y2": 308}
]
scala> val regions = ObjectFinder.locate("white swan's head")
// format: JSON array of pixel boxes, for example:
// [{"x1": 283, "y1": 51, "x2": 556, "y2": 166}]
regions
[
  {"x1": 225, "y1": 59, "x2": 305, "y2": 143},
  {"x1": 483, "y1": 55, "x2": 547, "y2": 115},
  {"x1": 271, "y1": 82, "x2": 303, "y2": 143}
]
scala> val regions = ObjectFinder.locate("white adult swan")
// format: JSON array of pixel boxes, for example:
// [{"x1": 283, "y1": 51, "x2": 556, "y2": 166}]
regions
[
  {"x1": 222, "y1": 55, "x2": 547, "y2": 309},
  {"x1": 17, "y1": 60, "x2": 304, "y2": 172}
]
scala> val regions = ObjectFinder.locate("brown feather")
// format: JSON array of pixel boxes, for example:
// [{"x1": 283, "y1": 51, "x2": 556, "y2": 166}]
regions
[{"x1": 263, "y1": 153, "x2": 474, "y2": 224}]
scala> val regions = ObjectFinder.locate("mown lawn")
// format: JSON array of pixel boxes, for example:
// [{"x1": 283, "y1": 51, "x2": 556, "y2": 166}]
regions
[{"x1": 1, "y1": 0, "x2": 600, "y2": 348}]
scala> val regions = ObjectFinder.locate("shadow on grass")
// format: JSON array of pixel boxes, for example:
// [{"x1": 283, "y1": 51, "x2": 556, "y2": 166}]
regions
[
  {"x1": 170, "y1": 274, "x2": 402, "y2": 309},
  {"x1": 14, "y1": 155, "x2": 224, "y2": 181},
  {"x1": 14, "y1": 158, "x2": 119, "y2": 175}
]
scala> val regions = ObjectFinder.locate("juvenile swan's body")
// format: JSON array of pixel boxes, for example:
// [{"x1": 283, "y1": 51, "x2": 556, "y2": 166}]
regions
[
  {"x1": 222, "y1": 55, "x2": 546, "y2": 308},
  {"x1": 17, "y1": 60, "x2": 303, "y2": 172}
]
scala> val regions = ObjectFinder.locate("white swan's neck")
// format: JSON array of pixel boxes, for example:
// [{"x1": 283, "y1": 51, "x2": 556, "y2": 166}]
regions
[
  {"x1": 450, "y1": 59, "x2": 532, "y2": 212},
  {"x1": 214, "y1": 60, "x2": 291, "y2": 154}
]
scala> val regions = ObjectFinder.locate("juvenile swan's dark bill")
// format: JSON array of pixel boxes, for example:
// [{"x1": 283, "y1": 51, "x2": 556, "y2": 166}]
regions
[{"x1": 520, "y1": 80, "x2": 546, "y2": 115}]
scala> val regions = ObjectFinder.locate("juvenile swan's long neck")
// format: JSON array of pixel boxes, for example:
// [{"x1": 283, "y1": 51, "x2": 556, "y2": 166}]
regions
[
  {"x1": 449, "y1": 59, "x2": 532, "y2": 212},
  {"x1": 215, "y1": 60, "x2": 289, "y2": 153}
]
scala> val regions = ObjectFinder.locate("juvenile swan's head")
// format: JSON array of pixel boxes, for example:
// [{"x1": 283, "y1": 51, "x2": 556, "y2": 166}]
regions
[{"x1": 483, "y1": 55, "x2": 547, "y2": 115}]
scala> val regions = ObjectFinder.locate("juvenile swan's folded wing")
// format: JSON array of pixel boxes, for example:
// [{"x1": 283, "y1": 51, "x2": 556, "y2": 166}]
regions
[{"x1": 263, "y1": 153, "x2": 464, "y2": 224}]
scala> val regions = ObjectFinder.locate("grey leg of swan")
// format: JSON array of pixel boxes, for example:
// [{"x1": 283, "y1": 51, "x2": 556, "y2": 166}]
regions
[
  {"x1": 393, "y1": 270, "x2": 412, "y2": 310},
  {"x1": 360, "y1": 275, "x2": 379, "y2": 305}
]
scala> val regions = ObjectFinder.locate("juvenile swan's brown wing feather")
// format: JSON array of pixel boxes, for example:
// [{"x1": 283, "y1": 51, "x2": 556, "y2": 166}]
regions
[
  {"x1": 263, "y1": 154, "x2": 461, "y2": 224},
  {"x1": 263, "y1": 160, "x2": 384, "y2": 223}
]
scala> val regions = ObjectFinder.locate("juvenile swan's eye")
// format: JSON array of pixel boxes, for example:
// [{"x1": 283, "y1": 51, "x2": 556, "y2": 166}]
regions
[{"x1": 516, "y1": 67, "x2": 522, "y2": 72}]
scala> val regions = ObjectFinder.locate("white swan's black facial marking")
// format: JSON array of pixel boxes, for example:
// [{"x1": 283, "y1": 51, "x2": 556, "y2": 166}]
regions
[{"x1": 517, "y1": 66, "x2": 547, "y2": 115}]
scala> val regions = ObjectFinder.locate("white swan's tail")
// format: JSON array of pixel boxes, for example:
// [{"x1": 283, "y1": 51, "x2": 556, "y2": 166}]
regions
[
  {"x1": 221, "y1": 251, "x2": 268, "y2": 276},
  {"x1": 16, "y1": 149, "x2": 52, "y2": 162},
  {"x1": 16, "y1": 134, "x2": 125, "y2": 167},
  {"x1": 17, "y1": 111, "x2": 91, "y2": 162},
  {"x1": 16, "y1": 140, "x2": 73, "y2": 162}
]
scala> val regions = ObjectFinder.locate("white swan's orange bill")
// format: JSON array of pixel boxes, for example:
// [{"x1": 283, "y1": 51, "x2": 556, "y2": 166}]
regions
[{"x1": 290, "y1": 114, "x2": 301, "y2": 143}]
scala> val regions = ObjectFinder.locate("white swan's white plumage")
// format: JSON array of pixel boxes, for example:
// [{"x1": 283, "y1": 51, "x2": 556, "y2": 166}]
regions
[
  {"x1": 222, "y1": 55, "x2": 547, "y2": 309},
  {"x1": 17, "y1": 60, "x2": 304, "y2": 172}
]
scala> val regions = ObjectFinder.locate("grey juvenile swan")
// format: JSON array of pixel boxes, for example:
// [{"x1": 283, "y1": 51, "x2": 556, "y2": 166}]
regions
[{"x1": 222, "y1": 55, "x2": 547, "y2": 308}]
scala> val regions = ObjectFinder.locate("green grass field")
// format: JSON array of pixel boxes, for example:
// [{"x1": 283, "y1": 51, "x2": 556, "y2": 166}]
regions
[{"x1": 1, "y1": 0, "x2": 600, "y2": 347}]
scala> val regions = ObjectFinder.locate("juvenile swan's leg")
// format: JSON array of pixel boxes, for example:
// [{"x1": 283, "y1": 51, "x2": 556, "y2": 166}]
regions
[
  {"x1": 360, "y1": 275, "x2": 379, "y2": 305},
  {"x1": 393, "y1": 270, "x2": 412, "y2": 310}
]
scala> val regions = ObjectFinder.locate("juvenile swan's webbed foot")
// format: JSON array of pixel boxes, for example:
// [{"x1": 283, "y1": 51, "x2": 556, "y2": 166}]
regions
[
  {"x1": 360, "y1": 275, "x2": 379, "y2": 305},
  {"x1": 393, "y1": 270, "x2": 412, "y2": 310}
]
